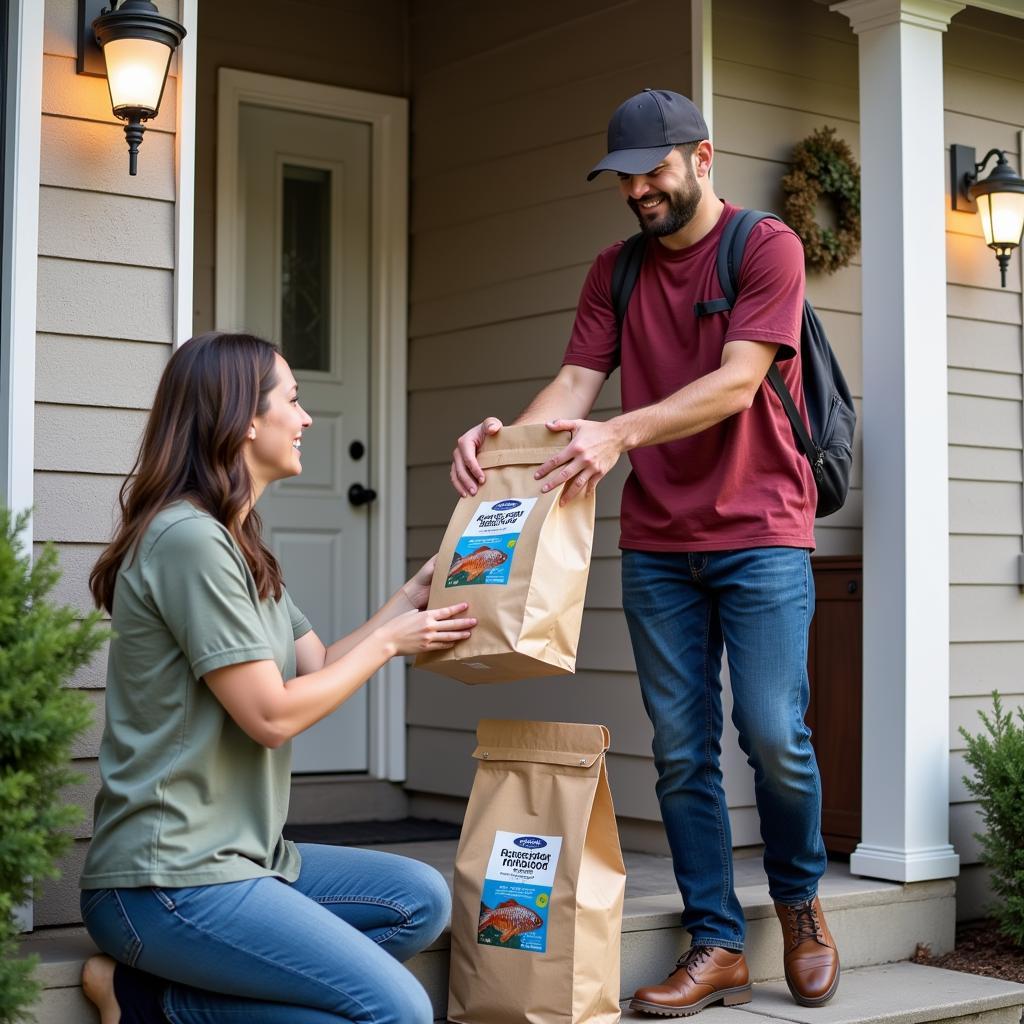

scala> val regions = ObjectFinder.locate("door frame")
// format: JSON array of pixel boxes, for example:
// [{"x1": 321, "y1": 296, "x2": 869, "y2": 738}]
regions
[{"x1": 215, "y1": 69, "x2": 409, "y2": 781}]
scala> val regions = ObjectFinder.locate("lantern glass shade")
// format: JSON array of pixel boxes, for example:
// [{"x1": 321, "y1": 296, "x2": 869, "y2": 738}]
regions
[
  {"x1": 101, "y1": 35, "x2": 173, "y2": 116},
  {"x1": 975, "y1": 189, "x2": 1024, "y2": 251}
]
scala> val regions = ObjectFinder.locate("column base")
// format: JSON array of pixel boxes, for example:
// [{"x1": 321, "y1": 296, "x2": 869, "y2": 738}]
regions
[{"x1": 851, "y1": 843, "x2": 960, "y2": 882}]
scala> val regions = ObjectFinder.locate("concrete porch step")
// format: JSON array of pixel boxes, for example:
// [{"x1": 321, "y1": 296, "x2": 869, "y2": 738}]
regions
[
  {"x1": 22, "y1": 950, "x2": 1024, "y2": 1024},
  {"x1": 397, "y1": 843, "x2": 959, "y2": 1018},
  {"x1": 618, "y1": 962, "x2": 1024, "y2": 1024},
  {"x1": 20, "y1": 844, "x2": 968, "y2": 1023}
]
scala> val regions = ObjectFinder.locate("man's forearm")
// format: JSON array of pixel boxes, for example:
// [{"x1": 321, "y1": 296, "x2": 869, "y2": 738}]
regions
[
  {"x1": 613, "y1": 362, "x2": 759, "y2": 451},
  {"x1": 514, "y1": 375, "x2": 597, "y2": 426}
]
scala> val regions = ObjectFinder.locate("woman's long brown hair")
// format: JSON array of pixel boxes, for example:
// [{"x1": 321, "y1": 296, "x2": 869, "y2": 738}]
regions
[{"x1": 90, "y1": 332, "x2": 284, "y2": 613}]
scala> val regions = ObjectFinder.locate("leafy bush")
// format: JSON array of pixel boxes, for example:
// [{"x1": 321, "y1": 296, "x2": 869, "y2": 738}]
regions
[
  {"x1": 960, "y1": 691, "x2": 1024, "y2": 947},
  {"x1": 0, "y1": 509, "x2": 107, "y2": 1023}
]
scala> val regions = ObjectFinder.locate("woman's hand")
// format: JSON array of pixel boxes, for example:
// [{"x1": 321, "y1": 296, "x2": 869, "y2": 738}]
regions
[
  {"x1": 401, "y1": 555, "x2": 438, "y2": 611},
  {"x1": 378, "y1": 602, "x2": 477, "y2": 657}
]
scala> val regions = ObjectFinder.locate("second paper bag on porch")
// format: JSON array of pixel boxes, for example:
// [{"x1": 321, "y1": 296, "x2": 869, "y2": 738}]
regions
[
  {"x1": 447, "y1": 719, "x2": 626, "y2": 1024},
  {"x1": 415, "y1": 423, "x2": 595, "y2": 685}
]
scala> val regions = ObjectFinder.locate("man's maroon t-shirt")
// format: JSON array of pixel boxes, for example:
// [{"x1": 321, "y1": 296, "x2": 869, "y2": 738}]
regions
[{"x1": 562, "y1": 202, "x2": 816, "y2": 552}]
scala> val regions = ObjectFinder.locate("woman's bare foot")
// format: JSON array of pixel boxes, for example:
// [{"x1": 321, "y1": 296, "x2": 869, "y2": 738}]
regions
[{"x1": 81, "y1": 954, "x2": 121, "y2": 1024}]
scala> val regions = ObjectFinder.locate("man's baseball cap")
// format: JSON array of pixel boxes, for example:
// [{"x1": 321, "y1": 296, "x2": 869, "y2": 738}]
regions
[{"x1": 587, "y1": 88, "x2": 709, "y2": 182}]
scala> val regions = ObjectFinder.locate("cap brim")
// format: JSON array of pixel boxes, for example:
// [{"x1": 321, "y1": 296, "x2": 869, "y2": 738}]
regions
[{"x1": 586, "y1": 144, "x2": 675, "y2": 182}]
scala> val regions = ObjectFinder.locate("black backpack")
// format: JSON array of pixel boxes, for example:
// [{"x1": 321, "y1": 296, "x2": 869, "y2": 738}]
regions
[{"x1": 611, "y1": 209, "x2": 856, "y2": 518}]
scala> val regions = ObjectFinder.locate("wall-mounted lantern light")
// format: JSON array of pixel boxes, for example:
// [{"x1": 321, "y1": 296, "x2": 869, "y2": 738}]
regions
[
  {"x1": 77, "y1": 0, "x2": 186, "y2": 176},
  {"x1": 951, "y1": 144, "x2": 1024, "y2": 288}
]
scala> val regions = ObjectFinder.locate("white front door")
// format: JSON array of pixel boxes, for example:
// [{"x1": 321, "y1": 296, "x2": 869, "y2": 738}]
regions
[{"x1": 238, "y1": 102, "x2": 372, "y2": 773}]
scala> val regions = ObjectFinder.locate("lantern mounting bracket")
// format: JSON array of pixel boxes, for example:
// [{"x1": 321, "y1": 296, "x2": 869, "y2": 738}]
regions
[
  {"x1": 951, "y1": 144, "x2": 1016, "y2": 212},
  {"x1": 77, "y1": 0, "x2": 109, "y2": 77}
]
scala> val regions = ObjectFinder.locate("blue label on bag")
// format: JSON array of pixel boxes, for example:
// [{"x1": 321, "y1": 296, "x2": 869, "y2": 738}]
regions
[
  {"x1": 445, "y1": 498, "x2": 537, "y2": 588},
  {"x1": 477, "y1": 831, "x2": 562, "y2": 953}
]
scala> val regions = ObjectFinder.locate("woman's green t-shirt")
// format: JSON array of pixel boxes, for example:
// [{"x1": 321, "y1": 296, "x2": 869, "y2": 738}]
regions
[{"x1": 80, "y1": 502, "x2": 312, "y2": 889}]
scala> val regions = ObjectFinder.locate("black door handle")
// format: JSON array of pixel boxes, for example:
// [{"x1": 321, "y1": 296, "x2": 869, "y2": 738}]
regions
[{"x1": 348, "y1": 483, "x2": 377, "y2": 507}]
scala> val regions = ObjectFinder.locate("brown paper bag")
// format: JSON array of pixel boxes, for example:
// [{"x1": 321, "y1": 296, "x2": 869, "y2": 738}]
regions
[
  {"x1": 416, "y1": 423, "x2": 595, "y2": 685},
  {"x1": 447, "y1": 719, "x2": 626, "y2": 1024}
]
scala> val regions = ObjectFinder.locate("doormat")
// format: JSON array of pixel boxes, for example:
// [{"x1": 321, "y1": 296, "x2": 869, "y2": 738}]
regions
[{"x1": 283, "y1": 818, "x2": 463, "y2": 847}]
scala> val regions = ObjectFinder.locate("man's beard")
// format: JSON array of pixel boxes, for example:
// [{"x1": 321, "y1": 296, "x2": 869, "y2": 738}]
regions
[{"x1": 629, "y1": 168, "x2": 701, "y2": 237}]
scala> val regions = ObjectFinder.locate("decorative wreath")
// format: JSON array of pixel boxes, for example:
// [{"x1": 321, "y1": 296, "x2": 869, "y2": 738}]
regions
[{"x1": 781, "y1": 126, "x2": 861, "y2": 275}]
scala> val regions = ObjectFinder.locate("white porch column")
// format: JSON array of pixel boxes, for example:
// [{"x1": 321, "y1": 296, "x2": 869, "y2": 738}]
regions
[{"x1": 831, "y1": 0, "x2": 962, "y2": 882}]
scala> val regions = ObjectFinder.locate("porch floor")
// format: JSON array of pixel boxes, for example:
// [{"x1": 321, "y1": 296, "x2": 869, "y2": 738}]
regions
[
  {"x1": 618, "y1": 962, "x2": 1024, "y2": 1023},
  {"x1": 368, "y1": 837, "x2": 904, "y2": 900}
]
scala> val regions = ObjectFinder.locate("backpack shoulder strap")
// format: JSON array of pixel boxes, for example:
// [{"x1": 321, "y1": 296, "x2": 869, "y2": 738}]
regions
[
  {"x1": 611, "y1": 232, "x2": 647, "y2": 345},
  {"x1": 718, "y1": 209, "x2": 780, "y2": 304},
  {"x1": 693, "y1": 209, "x2": 779, "y2": 317},
  {"x1": 718, "y1": 209, "x2": 816, "y2": 459},
  {"x1": 767, "y1": 337, "x2": 815, "y2": 459}
]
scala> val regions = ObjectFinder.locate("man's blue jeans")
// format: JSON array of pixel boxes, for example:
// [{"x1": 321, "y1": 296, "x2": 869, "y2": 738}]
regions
[
  {"x1": 80, "y1": 844, "x2": 451, "y2": 1023},
  {"x1": 621, "y1": 547, "x2": 826, "y2": 951}
]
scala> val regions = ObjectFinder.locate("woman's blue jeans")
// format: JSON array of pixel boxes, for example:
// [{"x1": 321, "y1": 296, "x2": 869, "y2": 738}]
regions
[
  {"x1": 621, "y1": 547, "x2": 826, "y2": 951},
  {"x1": 80, "y1": 844, "x2": 451, "y2": 1023}
]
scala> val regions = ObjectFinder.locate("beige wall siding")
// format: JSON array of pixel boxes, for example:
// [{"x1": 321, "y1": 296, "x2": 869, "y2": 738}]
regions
[
  {"x1": 190, "y1": 0, "x2": 407, "y2": 335},
  {"x1": 405, "y1": 0, "x2": 864, "y2": 827},
  {"x1": 34, "y1": 0, "x2": 1022, "y2": 931},
  {"x1": 943, "y1": 8, "x2": 1024, "y2": 896},
  {"x1": 33, "y1": 0, "x2": 181, "y2": 926},
  {"x1": 35, "y1": 0, "x2": 409, "y2": 929},
  {"x1": 713, "y1": 0, "x2": 862, "y2": 557},
  {"x1": 407, "y1": 0, "x2": 730, "y2": 827},
  {"x1": 406, "y1": 2, "x2": 1024, "y2": 874}
]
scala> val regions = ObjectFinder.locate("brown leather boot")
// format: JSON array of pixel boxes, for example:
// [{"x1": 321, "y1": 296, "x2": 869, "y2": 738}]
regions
[
  {"x1": 629, "y1": 945, "x2": 752, "y2": 1017},
  {"x1": 774, "y1": 896, "x2": 840, "y2": 1006}
]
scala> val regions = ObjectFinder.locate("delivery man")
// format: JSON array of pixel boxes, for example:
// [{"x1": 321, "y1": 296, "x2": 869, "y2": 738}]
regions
[{"x1": 449, "y1": 89, "x2": 839, "y2": 1016}]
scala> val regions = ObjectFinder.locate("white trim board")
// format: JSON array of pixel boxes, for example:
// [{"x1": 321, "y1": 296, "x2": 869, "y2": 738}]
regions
[
  {"x1": 690, "y1": 0, "x2": 713, "y2": 140},
  {"x1": 966, "y1": 1, "x2": 1024, "y2": 16},
  {"x1": 173, "y1": 0, "x2": 198, "y2": 347},
  {"x1": 0, "y1": 0, "x2": 41, "y2": 532},
  {"x1": 2, "y1": 0, "x2": 42, "y2": 934},
  {"x1": 1019, "y1": 127, "x2": 1024, "y2": 591},
  {"x1": 216, "y1": 69, "x2": 409, "y2": 781}
]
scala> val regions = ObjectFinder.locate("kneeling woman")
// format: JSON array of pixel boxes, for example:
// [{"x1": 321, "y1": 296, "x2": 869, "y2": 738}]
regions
[{"x1": 80, "y1": 333, "x2": 474, "y2": 1024}]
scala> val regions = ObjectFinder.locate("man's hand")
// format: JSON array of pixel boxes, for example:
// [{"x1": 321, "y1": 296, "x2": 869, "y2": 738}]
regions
[
  {"x1": 450, "y1": 418, "x2": 503, "y2": 497},
  {"x1": 535, "y1": 418, "x2": 625, "y2": 505}
]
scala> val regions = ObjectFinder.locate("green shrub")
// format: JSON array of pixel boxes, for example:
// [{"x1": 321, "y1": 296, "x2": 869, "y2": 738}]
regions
[
  {"x1": 959, "y1": 691, "x2": 1024, "y2": 947},
  {"x1": 0, "y1": 509, "x2": 107, "y2": 1023}
]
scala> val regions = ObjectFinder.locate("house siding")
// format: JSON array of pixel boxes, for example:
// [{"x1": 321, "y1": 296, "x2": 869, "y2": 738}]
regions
[
  {"x1": 32, "y1": 0, "x2": 181, "y2": 927},
  {"x1": 406, "y1": 2, "x2": 1024, "y2": 909},
  {"x1": 30, "y1": 0, "x2": 1024, "y2": 932},
  {"x1": 404, "y1": 0, "x2": 862, "y2": 844},
  {"x1": 944, "y1": 9, "x2": 1024, "y2": 916},
  {"x1": 33, "y1": 0, "x2": 410, "y2": 929},
  {"x1": 404, "y1": 0, "x2": 697, "y2": 826},
  {"x1": 713, "y1": 0, "x2": 863, "y2": 558}
]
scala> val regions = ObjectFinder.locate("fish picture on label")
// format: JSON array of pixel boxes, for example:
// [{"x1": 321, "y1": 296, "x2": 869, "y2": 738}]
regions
[
  {"x1": 444, "y1": 497, "x2": 538, "y2": 588},
  {"x1": 478, "y1": 830, "x2": 562, "y2": 953},
  {"x1": 446, "y1": 545, "x2": 508, "y2": 585},
  {"x1": 477, "y1": 899, "x2": 544, "y2": 947}
]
